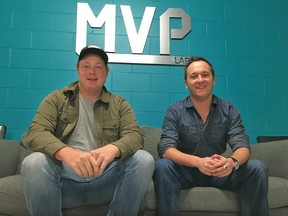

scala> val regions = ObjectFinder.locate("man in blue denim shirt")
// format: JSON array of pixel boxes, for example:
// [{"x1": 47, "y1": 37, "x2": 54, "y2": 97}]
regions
[{"x1": 153, "y1": 56, "x2": 268, "y2": 216}]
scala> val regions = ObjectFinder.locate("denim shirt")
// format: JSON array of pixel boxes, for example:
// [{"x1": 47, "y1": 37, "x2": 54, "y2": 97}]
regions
[{"x1": 158, "y1": 95, "x2": 249, "y2": 158}]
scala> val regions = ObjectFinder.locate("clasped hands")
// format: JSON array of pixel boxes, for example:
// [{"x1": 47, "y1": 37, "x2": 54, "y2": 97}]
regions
[
  {"x1": 60, "y1": 144, "x2": 120, "y2": 178},
  {"x1": 199, "y1": 154, "x2": 233, "y2": 177}
]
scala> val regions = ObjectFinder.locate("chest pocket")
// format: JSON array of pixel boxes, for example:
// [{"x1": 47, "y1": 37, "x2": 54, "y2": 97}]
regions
[
  {"x1": 178, "y1": 125, "x2": 199, "y2": 153},
  {"x1": 102, "y1": 120, "x2": 120, "y2": 143},
  {"x1": 55, "y1": 101, "x2": 69, "y2": 138}
]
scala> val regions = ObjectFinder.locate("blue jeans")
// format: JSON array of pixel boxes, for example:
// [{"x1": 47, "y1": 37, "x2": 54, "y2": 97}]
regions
[
  {"x1": 21, "y1": 150, "x2": 154, "y2": 216},
  {"x1": 153, "y1": 158, "x2": 269, "y2": 216}
]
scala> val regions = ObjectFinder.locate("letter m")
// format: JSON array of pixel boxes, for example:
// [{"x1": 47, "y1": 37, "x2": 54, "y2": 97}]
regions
[{"x1": 76, "y1": 3, "x2": 116, "y2": 54}]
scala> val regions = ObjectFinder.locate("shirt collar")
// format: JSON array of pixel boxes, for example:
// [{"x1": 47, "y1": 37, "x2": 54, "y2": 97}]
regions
[{"x1": 184, "y1": 94, "x2": 218, "y2": 109}]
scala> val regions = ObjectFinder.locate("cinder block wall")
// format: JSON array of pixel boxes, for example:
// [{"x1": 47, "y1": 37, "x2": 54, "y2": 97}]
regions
[{"x1": 1, "y1": 0, "x2": 288, "y2": 143}]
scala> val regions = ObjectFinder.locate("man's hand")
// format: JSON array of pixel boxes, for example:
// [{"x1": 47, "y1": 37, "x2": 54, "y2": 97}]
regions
[
  {"x1": 55, "y1": 147, "x2": 100, "y2": 177},
  {"x1": 210, "y1": 154, "x2": 233, "y2": 177},
  {"x1": 196, "y1": 157, "x2": 219, "y2": 176},
  {"x1": 196, "y1": 155, "x2": 234, "y2": 177},
  {"x1": 54, "y1": 145, "x2": 120, "y2": 178},
  {"x1": 90, "y1": 144, "x2": 121, "y2": 176}
]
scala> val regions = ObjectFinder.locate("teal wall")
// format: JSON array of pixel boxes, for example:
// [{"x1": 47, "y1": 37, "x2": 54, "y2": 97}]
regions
[{"x1": 1, "y1": 0, "x2": 288, "y2": 143}]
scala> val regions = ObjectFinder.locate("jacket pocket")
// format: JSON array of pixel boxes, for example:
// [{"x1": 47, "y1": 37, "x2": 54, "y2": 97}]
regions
[
  {"x1": 55, "y1": 112, "x2": 69, "y2": 138},
  {"x1": 102, "y1": 120, "x2": 120, "y2": 143}
]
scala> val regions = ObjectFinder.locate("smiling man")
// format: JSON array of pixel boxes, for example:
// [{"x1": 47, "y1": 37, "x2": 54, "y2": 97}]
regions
[
  {"x1": 21, "y1": 45, "x2": 154, "y2": 216},
  {"x1": 153, "y1": 56, "x2": 269, "y2": 216}
]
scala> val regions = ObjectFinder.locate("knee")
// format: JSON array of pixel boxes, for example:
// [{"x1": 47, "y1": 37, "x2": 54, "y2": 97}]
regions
[
  {"x1": 21, "y1": 152, "x2": 63, "y2": 185},
  {"x1": 133, "y1": 150, "x2": 155, "y2": 172},
  {"x1": 21, "y1": 152, "x2": 48, "y2": 171},
  {"x1": 248, "y1": 159, "x2": 268, "y2": 177},
  {"x1": 21, "y1": 153, "x2": 48, "y2": 183},
  {"x1": 153, "y1": 159, "x2": 180, "y2": 188},
  {"x1": 21, "y1": 152, "x2": 60, "y2": 178},
  {"x1": 153, "y1": 158, "x2": 175, "y2": 179},
  {"x1": 155, "y1": 158, "x2": 173, "y2": 171}
]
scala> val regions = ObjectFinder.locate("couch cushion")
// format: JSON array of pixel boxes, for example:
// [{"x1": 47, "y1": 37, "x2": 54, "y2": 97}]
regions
[
  {"x1": 0, "y1": 140, "x2": 20, "y2": 177},
  {"x1": 145, "y1": 181, "x2": 241, "y2": 212},
  {"x1": 0, "y1": 175, "x2": 111, "y2": 216},
  {"x1": 0, "y1": 175, "x2": 29, "y2": 216},
  {"x1": 145, "y1": 176, "x2": 288, "y2": 212},
  {"x1": 62, "y1": 204, "x2": 108, "y2": 216},
  {"x1": 268, "y1": 176, "x2": 288, "y2": 209}
]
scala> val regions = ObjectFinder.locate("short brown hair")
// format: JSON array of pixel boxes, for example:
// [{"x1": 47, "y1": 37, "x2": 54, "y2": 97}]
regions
[{"x1": 184, "y1": 56, "x2": 215, "y2": 80}]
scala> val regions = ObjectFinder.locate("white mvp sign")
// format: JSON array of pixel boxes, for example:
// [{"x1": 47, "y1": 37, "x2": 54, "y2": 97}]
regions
[{"x1": 76, "y1": 3, "x2": 192, "y2": 65}]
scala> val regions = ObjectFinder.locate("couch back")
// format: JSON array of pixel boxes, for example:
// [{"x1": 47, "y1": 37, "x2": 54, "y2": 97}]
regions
[
  {"x1": 250, "y1": 140, "x2": 288, "y2": 179},
  {"x1": 141, "y1": 126, "x2": 161, "y2": 160},
  {"x1": 0, "y1": 139, "x2": 20, "y2": 178}
]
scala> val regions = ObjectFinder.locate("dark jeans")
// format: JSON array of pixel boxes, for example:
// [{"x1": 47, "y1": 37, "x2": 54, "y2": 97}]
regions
[{"x1": 153, "y1": 158, "x2": 269, "y2": 216}]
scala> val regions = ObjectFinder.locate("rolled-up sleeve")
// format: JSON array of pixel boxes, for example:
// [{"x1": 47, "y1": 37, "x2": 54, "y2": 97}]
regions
[
  {"x1": 227, "y1": 105, "x2": 250, "y2": 152},
  {"x1": 158, "y1": 107, "x2": 179, "y2": 158}
]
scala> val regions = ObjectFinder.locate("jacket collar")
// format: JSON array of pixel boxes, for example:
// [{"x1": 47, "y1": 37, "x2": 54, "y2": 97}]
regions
[{"x1": 63, "y1": 81, "x2": 111, "y2": 103}]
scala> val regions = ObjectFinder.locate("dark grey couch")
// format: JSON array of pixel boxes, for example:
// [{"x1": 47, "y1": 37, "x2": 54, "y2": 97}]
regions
[{"x1": 1, "y1": 126, "x2": 288, "y2": 216}]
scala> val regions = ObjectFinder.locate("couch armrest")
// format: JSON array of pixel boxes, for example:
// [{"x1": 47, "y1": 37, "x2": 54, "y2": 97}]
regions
[
  {"x1": 250, "y1": 140, "x2": 288, "y2": 180},
  {"x1": 0, "y1": 139, "x2": 20, "y2": 178}
]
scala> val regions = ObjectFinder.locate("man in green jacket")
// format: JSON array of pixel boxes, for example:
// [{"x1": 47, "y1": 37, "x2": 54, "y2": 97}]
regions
[{"x1": 21, "y1": 45, "x2": 154, "y2": 216}]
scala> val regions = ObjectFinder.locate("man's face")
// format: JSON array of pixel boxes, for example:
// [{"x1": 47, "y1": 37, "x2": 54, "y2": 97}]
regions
[
  {"x1": 77, "y1": 54, "x2": 109, "y2": 92},
  {"x1": 184, "y1": 60, "x2": 215, "y2": 101}
]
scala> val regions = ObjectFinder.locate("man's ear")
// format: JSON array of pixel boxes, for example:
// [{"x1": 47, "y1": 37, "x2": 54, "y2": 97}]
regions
[
  {"x1": 184, "y1": 80, "x2": 188, "y2": 88},
  {"x1": 76, "y1": 63, "x2": 79, "y2": 74}
]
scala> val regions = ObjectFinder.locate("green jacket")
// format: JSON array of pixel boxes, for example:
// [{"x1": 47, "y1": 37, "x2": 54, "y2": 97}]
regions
[{"x1": 25, "y1": 82, "x2": 143, "y2": 159}]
